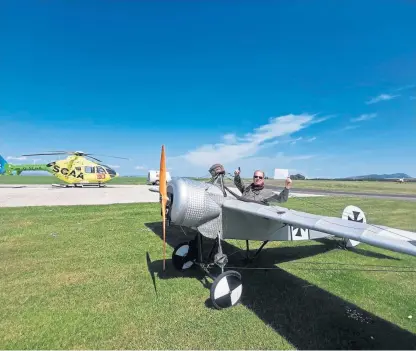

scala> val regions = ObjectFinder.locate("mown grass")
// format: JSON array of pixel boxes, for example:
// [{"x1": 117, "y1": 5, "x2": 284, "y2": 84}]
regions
[{"x1": 1, "y1": 197, "x2": 415, "y2": 349}]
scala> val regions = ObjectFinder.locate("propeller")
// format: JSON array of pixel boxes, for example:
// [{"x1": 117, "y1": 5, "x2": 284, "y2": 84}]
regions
[{"x1": 159, "y1": 145, "x2": 168, "y2": 271}]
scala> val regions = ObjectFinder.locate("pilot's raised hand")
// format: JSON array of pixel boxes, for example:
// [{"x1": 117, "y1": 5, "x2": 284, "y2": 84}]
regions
[
  {"x1": 285, "y1": 177, "x2": 293, "y2": 189},
  {"x1": 234, "y1": 168, "x2": 240, "y2": 176}
]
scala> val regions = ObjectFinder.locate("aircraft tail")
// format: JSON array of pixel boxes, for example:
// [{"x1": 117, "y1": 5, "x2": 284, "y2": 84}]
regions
[{"x1": 0, "y1": 155, "x2": 7, "y2": 174}]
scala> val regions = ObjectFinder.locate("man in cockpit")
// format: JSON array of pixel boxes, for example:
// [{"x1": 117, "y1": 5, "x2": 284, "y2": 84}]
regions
[{"x1": 233, "y1": 168, "x2": 292, "y2": 205}]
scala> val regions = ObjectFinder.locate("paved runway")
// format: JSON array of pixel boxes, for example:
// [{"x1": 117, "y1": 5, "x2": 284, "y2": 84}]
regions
[
  {"x1": 1, "y1": 183, "x2": 414, "y2": 208},
  {"x1": 0, "y1": 184, "x2": 324, "y2": 208}
]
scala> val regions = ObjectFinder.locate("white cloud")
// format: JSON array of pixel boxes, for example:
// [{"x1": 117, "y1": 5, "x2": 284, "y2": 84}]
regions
[
  {"x1": 290, "y1": 137, "x2": 303, "y2": 145},
  {"x1": 222, "y1": 133, "x2": 237, "y2": 144},
  {"x1": 220, "y1": 153, "x2": 316, "y2": 178},
  {"x1": 350, "y1": 113, "x2": 377, "y2": 122},
  {"x1": 177, "y1": 113, "x2": 328, "y2": 167},
  {"x1": 338, "y1": 125, "x2": 358, "y2": 131},
  {"x1": 366, "y1": 94, "x2": 399, "y2": 104},
  {"x1": 6, "y1": 156, "x2": 27, "y2": 161},
  {"x1": 287, "y1": 135, "x2": 316, "y2": 145},
  {"x1": 108, "y1": 164, "x2": 120, "y2": 169},
  {"x1": 394, "y1": 84, "x2": 416, "y2": 92},
  {"x1": 135, "y1": 165, "x2": 147, "y2": 170}
]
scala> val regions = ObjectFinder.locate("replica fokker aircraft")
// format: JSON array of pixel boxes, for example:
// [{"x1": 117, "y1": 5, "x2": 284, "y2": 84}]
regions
[
  {"x1": 1, "y1": 151, "x2": 128, "y2": 187},
  {"x1": 155, "y1": 146, "x2": 416, "y2": 310}
]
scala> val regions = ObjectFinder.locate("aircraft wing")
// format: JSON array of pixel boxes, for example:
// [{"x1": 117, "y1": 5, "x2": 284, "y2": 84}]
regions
[{"x1": 221, "y1": 199, "x2": 416, "y2": 257}]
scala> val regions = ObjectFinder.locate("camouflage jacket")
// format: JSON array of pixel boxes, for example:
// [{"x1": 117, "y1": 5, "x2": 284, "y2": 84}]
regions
[{"x1": 233, "y1": 175, "x2": 289, "y2": 205}]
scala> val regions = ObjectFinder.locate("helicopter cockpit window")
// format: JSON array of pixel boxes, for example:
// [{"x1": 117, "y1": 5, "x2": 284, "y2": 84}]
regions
[
  {"x1": 102, "y1": 164, "x2": 116, "y2": 175},
  {"x1": 96, "y1": 166, "x2": 106, "y2": 174},
  {"x1": 84, "y1": 166, "x2": 96, "y2": 173}
]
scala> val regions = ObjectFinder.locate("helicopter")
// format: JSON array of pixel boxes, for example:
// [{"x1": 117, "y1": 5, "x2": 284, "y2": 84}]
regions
[{"x1": 14, "y1": 151, "x2": 128, "y2": 187}]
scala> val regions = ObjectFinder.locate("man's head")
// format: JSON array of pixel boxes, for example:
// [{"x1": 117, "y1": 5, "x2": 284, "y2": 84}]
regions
[
  {"x1": 252, "y1": 170, "x2": 265, "y2": 187},
  {"x1": 208, "y1": 163, "x2": 225, "y2": 177}
]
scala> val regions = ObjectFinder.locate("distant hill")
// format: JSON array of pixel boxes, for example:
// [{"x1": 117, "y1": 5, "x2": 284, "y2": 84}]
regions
[{"x1": 342, "y1": 173, "x2": 412, "y2": 180}]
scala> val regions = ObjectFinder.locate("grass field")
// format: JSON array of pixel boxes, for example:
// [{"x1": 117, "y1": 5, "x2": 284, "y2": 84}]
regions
[
  {"x1": 1, "y1": 175, "x2": 415, "y2": 196},
  {"x1": 1, "y1": 197, "x2": 415, "y2": 349}
]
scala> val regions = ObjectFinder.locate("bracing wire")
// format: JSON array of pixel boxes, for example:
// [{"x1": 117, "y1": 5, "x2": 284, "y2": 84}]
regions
[
  {"x1": 224, "y1": 172, "x2": 415, "y2": 241},
  {"x1": 225, "y1": 266, "x2": 416, "y2": 273},
  {"x1": 285, "y1": 191, "x2": 416, "y2": 241},
  {"x1": 198, "y1": 172, "x2": 416, "y2": 242},
  {"x1": 176, "y1": 174, "x2": 415, "y2": 272}
]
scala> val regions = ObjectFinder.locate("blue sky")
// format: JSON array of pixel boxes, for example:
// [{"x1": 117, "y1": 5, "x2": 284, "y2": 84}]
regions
[{"x1": 1, "y1": 0, "x2": 415, "y2": 178}]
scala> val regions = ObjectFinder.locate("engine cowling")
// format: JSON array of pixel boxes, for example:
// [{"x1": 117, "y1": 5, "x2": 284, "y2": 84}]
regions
[{"x1": 166, "y1": 177, "x2": 225, "y2": 239}]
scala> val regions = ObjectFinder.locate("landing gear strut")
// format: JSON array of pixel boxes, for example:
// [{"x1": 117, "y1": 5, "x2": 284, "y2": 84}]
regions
[{"x1": 171, "y1": 232, "x2": 243, "y2": 309}]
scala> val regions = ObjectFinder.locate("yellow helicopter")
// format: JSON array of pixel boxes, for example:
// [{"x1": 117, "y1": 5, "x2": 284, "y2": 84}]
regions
[{"x1": 21, "y1": 151, "x2": 129, "y2": 187}]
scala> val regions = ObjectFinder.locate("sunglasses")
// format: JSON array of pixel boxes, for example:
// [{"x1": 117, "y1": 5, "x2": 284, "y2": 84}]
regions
[{"x1": 254, "y1": 175, "x2": 263, "y2": 179}]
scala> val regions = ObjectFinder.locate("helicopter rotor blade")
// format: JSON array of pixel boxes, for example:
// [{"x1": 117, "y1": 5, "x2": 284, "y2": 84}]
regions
[
  {"x1": 21, "y1": 151, "x2": 129, "y2": 161},
  {"x1": 85, "y1": 155, "x2": 103, "y2": 163},
  {"x1": 85, "y1": 154, "x2": 130, "y2": 160},
  {"x1": 22, "y1": 153, "x2": 68, "y2": 156}
]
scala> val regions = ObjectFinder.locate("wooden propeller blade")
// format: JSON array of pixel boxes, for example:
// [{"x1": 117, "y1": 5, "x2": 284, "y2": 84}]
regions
[{"x1": 159, "y1": 145, "x2": 168, "y2": 271}]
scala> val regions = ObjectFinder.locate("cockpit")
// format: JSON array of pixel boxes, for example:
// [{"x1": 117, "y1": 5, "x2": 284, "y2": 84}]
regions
[
  {"x1": 83, "y1": 165, "x2": 118, "y2": 178},
  {"x1": 102, "y1": 164, "x2": 117, "y2": 177}
]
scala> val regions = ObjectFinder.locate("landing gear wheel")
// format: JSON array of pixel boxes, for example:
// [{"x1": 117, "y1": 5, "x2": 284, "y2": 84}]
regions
[
  {"x1": 172, "y1": 241, "x2": 195, "y2": 271},
  {"x1": 210, "y1": 270, "x2": 243, "y2": 309}
]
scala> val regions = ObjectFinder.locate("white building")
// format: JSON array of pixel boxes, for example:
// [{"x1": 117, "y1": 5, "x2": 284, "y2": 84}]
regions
[{"x1": 273, "y1": 168, "x2": 289, "y2": 179}]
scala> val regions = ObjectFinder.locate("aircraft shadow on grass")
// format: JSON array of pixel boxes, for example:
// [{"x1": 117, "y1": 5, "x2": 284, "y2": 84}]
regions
[
  {"x1": 312, "y1": 238, "x2": 401, "y2": 261},
  {"x1": 144, "y1": 221, "x2": 416, "y2": 350}
]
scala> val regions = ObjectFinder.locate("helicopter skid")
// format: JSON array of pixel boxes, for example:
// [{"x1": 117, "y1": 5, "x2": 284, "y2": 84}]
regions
[
  {"x1": 52, "y1": 183, "x2": 106, "y2": 188},
  {"x1": 75, "y1": 183, "x2": 106, "y2": 188}
]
